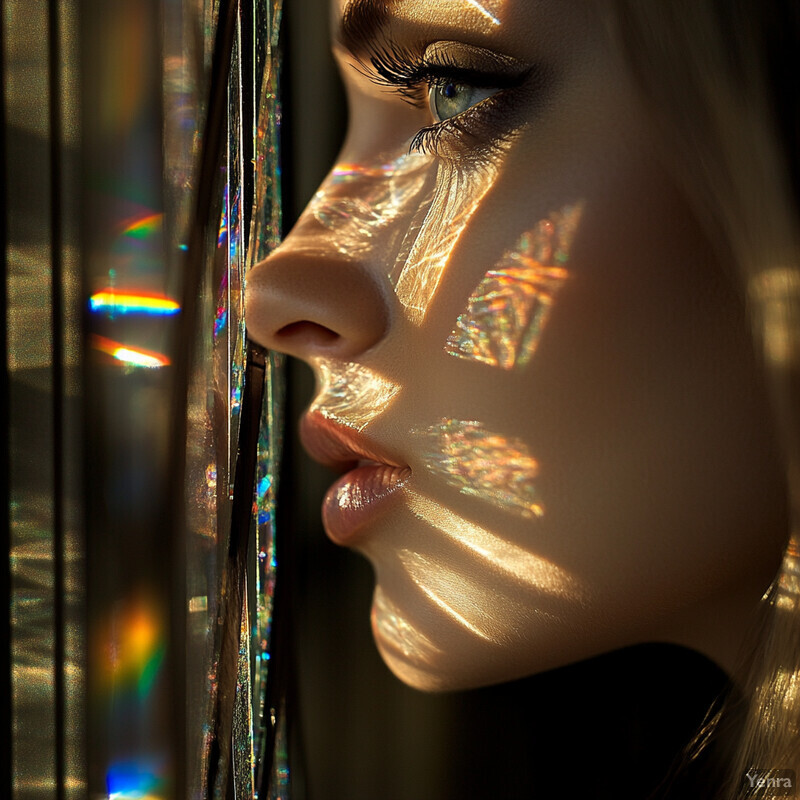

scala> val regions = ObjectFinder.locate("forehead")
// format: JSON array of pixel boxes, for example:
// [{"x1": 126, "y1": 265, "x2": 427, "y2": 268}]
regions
[
  {"x1": 331, "y1": 0, "x2": 595, "y2": 66},
  {"x1": 334, "y1": 0, "x2": 506, "y2": 28}
]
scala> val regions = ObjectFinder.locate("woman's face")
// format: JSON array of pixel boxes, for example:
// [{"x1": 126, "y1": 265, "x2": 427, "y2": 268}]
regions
[{"x1": 246, "y1": 0, "x2": 786, "y2": 689}]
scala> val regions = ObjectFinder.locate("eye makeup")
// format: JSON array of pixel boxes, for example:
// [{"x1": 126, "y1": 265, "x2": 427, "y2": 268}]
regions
[{"x1": 350, "y1": 37, "x2": 541, "y2": 158}]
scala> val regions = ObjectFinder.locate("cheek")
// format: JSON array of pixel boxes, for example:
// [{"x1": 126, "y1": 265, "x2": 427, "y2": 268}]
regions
[
  {"x1": 365, "y1": 155, "x2": 785, "y2": 689},
  {"x1": 520, "y1": 173, "x2": 785, "y2": 626}
]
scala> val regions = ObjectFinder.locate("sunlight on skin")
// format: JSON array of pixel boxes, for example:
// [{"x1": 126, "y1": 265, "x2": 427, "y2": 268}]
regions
[
  {"x1": 310, "y1": 360, "x2": 401, "y2": 431},
  {"x1": 236, "y1": 0, "x2": 794, "y2": 691},
  {"x1": 309, "y1": 152, "x2": 434, "y2": 255},
  {"x1": 414, "y1": 418, "x2": 543, "y2": 517},
  {"x1": 406, "y1": 492, "x2": 584, "y2": 601},
  {"x1": 445, "y1": 204, "x2": 583, "y2": 369},
  {"x1": 391, "y1": 161, "x2": 498, "y2": 324},
  {"x1": 372, "y1": 586, "x2": 445, "y2": 660},
  {"x1": 397, "y1": 548, "x2": 555, "y2": 644},
  {"x1": 464, "y1": 0, "x2": 502, "y2": 26}
]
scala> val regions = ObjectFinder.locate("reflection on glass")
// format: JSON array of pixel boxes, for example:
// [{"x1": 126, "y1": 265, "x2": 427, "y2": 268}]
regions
[
  {"x1": 182, "y1": 0, "x2": 286, "y2": 796},
  {"x1": 445, "y1": 204, "x2": 582, "y2": 369},
  {"x1": 95, "y1": 598, "x2": 165, "y2": 696},
  {"x1": 406, "y1": 492, "x2": 581, "y2": 599},
  {"x1": 392, "y1": 162, "x2": 497, "y2": 323},
  {"x1": 416, "y1": 418, "x2": 543, "y2": 518},
  {"x1": 311, "y1": 360, "x2": 400, "y2": 431},
  {"x1": 310, "y1": 152, "x2": 433, "y2": 254},
  {"x1": 106, "y1": 759, "x2": 167, "y2": 799},
  {"x1": 96, "y1": 597, "x2": 169, "y2": 798}
]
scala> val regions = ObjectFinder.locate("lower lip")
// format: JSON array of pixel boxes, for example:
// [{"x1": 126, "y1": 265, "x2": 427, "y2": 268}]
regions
[{"x1": 322, "y1": 463, "x2": 411, "y2": 545}]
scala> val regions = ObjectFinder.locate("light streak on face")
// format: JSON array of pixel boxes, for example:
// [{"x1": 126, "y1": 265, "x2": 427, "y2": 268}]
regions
[
  {"x1": 92, "y1": 334, "x2": 171, "y2": 368},
  {"x1": 391, "y1": 161, "x2": 497, "y2": 324},
  {"x1": 310, "y1": 360, "x2": 400, "y2": 431},
  {"x1": 372, "y1": 586, "x2": 444, "y2": 662},
  {"x1": 89, "y1": 290, "x2": 180, "y2": 316},
  {"x1": 309, "y1": 152, "x2": 434, "y2": 255},
  {"x1": 445, "y1": 204, "x2": 583, "y2": 369},
  {"x1": 464, "y1": 0, "x2": 502, "y2": 26},
  {"x1": 406, "y1": 492, "x2": 583, "y2": 600},
  {"x1": 415, "y1": 418, "x2": 542, "y2": 517},
  {"x1": 396, "y1": 548, "x2": 553, "y2": 643}
]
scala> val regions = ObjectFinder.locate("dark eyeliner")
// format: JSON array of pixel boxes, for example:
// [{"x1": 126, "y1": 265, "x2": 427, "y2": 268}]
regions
[
  {"x1": 351, "y1": 38, "x2": 537, "y2": 158},
  {"x1": 363, "y1": 43, "x2": 526, "y2": 107}
]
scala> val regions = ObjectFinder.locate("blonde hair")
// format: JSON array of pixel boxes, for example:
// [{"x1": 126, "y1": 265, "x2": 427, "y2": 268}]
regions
[{"x1": 608, "y1": 2, "x2": 800, "y2": 796}]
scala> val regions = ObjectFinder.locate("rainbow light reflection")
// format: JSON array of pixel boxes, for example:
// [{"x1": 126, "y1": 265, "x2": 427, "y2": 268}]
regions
[
  {"x1": 90, "y1": 290, "x2": 180, "y2": 316},
  {"x1": 416, "y1": 418, "x2": 543, "y2": 518},
  {"x1": 445, "y1": 205, "x2": 582, "y2": 370},
  {"x1": 120, "y1": 212, "x2": 163, "y2": 240},
  {"x1": 107, "y1": 757, "x2": 165, "y2": 799},
  {"x1": 98, "y1": 600, "x2": 165, "y2": 696},
  {"x1": 93, "y1": 335, "x2": 170, "y2": 368}
]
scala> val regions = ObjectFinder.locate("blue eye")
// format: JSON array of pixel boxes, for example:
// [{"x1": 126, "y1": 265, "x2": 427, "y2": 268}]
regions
[{"x1": 427, "y1": 80, "x2": 497, "y2": 123}]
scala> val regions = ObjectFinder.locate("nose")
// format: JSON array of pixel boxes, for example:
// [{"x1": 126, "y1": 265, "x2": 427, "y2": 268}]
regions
[
  {"x1": 245, "y1": 245, "x2": 391, "y2": 361},
  {"x1": 246, "y1": 149, "x2": 437, "y2": 360}
]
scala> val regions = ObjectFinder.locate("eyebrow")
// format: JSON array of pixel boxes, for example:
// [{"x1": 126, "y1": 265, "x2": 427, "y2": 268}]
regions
[{"x1": 338, "y1": 0, "x2": 397, "y2": 55}]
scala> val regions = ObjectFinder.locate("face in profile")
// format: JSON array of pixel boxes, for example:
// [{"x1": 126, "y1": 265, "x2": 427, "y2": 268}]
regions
[{"x1": 246, "y1": 0, "x2": 786, "y2": 690}]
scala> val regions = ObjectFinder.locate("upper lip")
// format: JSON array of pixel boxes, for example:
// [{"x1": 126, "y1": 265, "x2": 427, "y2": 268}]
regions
[{"x1": 300, "y1": 410, "x2": 404, "y2": 471}]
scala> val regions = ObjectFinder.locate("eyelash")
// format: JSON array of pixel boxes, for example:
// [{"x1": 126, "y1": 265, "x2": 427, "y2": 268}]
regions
[{"x1": 357, "y1": 42, "x2": 525, "y2": 157}]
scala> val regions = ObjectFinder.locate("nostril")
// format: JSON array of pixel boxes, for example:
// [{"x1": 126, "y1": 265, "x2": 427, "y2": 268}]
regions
[
  {"x1": 246, "y1": 250, "x2": 390, "y2": 359},
  {"x1": 275, "y1": 320, "x2": 341, "y2": 349}
]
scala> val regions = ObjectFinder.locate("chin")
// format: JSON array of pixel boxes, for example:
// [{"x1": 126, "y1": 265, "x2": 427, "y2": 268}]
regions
[{"x1": 368, "y1": 584, "x2": 585, "y2": 692}]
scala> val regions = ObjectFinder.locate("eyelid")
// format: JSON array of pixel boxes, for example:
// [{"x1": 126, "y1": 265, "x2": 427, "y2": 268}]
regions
[
  {"x1": 348, "y1": 36, "x2": 544, "y2": 159},
  {"x1": 422, "y1": 41, "x2": 531, "y2": 80}
]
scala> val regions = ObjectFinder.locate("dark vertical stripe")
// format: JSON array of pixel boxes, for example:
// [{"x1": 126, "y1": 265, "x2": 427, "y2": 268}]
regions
[
  {"x1": 0, "y1": 0, "x2": 12, "y2": 796},
  {"x1": 47, "y1": 0, "x2": 66, "y2": 797}
]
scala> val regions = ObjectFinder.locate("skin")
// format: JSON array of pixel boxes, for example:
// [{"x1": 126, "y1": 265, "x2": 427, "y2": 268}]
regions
[{"x1": 246, "y1": 0, "x2": 788, "y2": 690}]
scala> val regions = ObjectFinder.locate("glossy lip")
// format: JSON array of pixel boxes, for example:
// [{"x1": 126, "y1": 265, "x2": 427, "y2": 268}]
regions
[{"x1": 300, "y1": 410, "x2": 411, "y2": 545}]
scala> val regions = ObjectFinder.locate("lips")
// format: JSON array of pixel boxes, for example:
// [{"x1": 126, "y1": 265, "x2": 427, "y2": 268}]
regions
[{"x1": 300, "y1": 411, "x2": 410, "y2": 544}]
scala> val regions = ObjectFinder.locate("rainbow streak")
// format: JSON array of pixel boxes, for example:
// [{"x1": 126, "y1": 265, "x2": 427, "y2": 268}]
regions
[
  {"x1": 90, "y1": 291, "x2": 180, "y2": 316},
  {"x1": 217, "y1": 183, "x2": 229, "y2": 246},
  {"x1": 92, "y1": 335, "x2": 170, "y2": 368},
  {"x1": 120, "y1": 212, "x2": 163, "y2": 240}
]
